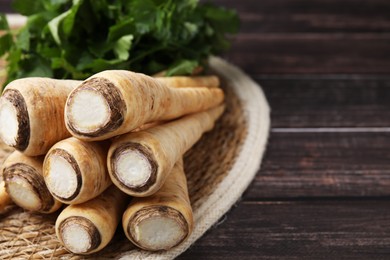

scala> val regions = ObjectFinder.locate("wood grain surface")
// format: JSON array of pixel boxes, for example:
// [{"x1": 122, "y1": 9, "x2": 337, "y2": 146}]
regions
[
  {"x1": 212, "y1": 0, "x2": 390, "y2": 33},
  {"x1": 1, "y1": 0, "x2": 390, "y2": 259},
  {"x1": 261, "y1": 77, "x2": 390, "y2": 128},
  {"x1": 198, "y1": 0, "x2": 390, "y2": 258},
  {"x1": 181, "y1": 200, "x2": 390, "y2": 259},
  {"x1": 0, "y1": 0, "x2": 11, "y2": 13},
  {"x1": 249, "y1": 132, "x2": 390, "y2": 199},
  {"x1": 210, "y1": 0, "x2": 390, "y2": 75}
]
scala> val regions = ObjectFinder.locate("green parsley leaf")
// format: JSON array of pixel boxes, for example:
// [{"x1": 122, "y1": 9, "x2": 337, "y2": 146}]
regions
[
  {"x1": 0, "y1": 13, "x2": 9, "y2": 30},
  {"x1": 0, "y1": 34, "x2": 13, "y2": 57},
  {"x1": 2, "y1": 0, "x2": 239, "y2": 89},
  {"x1": 114, "y1": 35, "x2": 134, "y2": 61},
  {"x1": 165, "y1": 59, "x2": 199, "y2": 76}
]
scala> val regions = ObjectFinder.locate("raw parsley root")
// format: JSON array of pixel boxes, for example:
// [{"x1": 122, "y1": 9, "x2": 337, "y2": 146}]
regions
[
  {"x1": 0, "y1": 77, "x2": 80, "y2": 156},
  {"x1": 55, "y1": 186, "x2": 128, "y2": 254},
  {"x1": 122, "y1": 158, "x2": 193, "y2": 251},
  {"x1": 108, "y1": 105, "x2": 224, "y2": 197},
  {"x1": 65, "y1": 70, "x2": 224, "y2": 141},
  {"x1": 1, "y1": 0, "x2": 239, "y2": 89},
  {"x1": 2, "y1": 151, "x2": 62, "y2": 213},
  {"x1": 0, "y1": 179, "x2": 13, "y2": 214},
  {"x1": 156, "y1": 75, "x2": 220, "y2": 88},
  {"x1": 43, "y1": 137, "x2": 112, "y2": 204}
]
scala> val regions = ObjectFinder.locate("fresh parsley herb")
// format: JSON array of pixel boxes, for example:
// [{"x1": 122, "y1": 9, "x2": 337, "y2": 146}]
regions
[{"x1": 1, "y1": 0, "x2": 239, "y2": 88}]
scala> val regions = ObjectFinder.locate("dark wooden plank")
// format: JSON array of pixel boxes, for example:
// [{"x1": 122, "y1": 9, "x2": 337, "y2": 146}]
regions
[
  {"x1": 227, "y1": 34, "x2": 390, "y2": 75},
  {"x1": 180, "y1": 200, "x2": 390, "y2": 259},
  {"x1": 246, "y1": 132, "x2": 390, "y2": 199},
  {"x1": 2, "y1": 0, "x2": 390, "y2": 74},
  {"x1": 0, "y1": 0, "x2": 11, "y2": 13},
  {"x1": 3, "y1": 0, "x2": 390, "y2": 33},
  {"x1": 260, "y1": 78, "x2": 390, "y2": 128},
  {"x1": 210, "y1": 0, "x2": 390, "y2": 33},
  {"x1": 4, "y1": 0, "x2": 390, "y2": 32},
  {"x1": 210, "y1": 0, "x2": 390, "y2": 74}
]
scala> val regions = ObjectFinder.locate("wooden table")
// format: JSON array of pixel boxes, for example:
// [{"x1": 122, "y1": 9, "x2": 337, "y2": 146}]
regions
[
  {"x1": 2, "y1": 0, "x2": 390, "y2": 259},
  {"x1": 181, "y1": 0, "x2": 390, "y2": 258}
]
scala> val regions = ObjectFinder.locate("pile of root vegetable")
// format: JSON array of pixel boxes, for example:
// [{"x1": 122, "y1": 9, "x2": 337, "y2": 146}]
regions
[{"x1": 0, "y1": 70, "x2": 224, "y2": 255}]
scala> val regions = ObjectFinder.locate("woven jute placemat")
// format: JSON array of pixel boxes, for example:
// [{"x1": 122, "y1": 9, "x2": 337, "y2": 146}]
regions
[{"x1": 0, "y1": 57, "x2": 270, "y2": 259}]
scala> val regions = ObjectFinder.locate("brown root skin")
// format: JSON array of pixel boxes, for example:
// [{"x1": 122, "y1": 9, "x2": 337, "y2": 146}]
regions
[
  {"x1": 0, "y1": 78, "x2": 80, "y2": 156},
  {"x1": 153, "y1": 66, "x2": 204, "y2": 77},
  {"x1": 43, "y1": 137, "x2": 112, "y2": 204},
  {"x1": 122, "y1": 159, "x2": 193, "y2": 251},
  {"x1": 0, "y1": 180, "x2": 13, "y2": 214},
  {"x1": 2, "y1": 151, "x2": 62, "y2": 213},
  {"x1": 108, "y1": 105, "x2": 225, "y2": 197},
  {"x1": 155, "y1": 75, "x2": 220, "y2": 88},
  {"x1": 55, "y1": 186, "x2": 129, "y2": 255},
  {"x1": 131, "y1": 121, "x2": 163, "y2": 132},
  {"x1": 65, "y1": 70, "x2": 224, "y2": 141}
]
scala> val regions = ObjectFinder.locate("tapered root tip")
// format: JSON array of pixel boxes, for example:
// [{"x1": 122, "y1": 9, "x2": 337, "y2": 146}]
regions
[
  {"x1": 59, "y1": 216, "x2": 101, "y2": 254},
  {"x1": 127, "y1": 206, "x2": 188, "y2": 251},
  {"x1": 44, "y1": 150, "x2": 81, "y2": 202},
  {"x1": 65, "y1": 77, "x2": 125, "y2": 138},
  {"x1": 0, "y1": 89, "x2": 30, "y2": 151},
  {"x1": 111, "y1": 143, "x2": 157, "y2": 193}
]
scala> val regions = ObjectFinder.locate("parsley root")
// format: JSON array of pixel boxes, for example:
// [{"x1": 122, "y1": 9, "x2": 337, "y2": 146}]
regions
[
  {"x1": 2, "y1": 151, "x2": 62, "y2": 213},
  {"x1": 65, "y1": 70, "x2": 224, "y2": 141},
  {"x1": 0, "y1": 180, "x2": 13, "y2": 214},
  {"x1": 0, "y1": 78, "x2": 80, "y2": 156},
  {"x1": 55, "y1": 186, "x2": 128, "y2": 254},
  {"x1": 156, "y1": 75, "x2": 220, "y2": 88},
  {"x1": 43, "y1": 137, "x2": 111, "y2": 204},
  {"x1": 108, "y1": 105, "x2": 224, "y2": 197},
  {"x1": 122, "y1": 158, "x2": 193, "y2": 251}
]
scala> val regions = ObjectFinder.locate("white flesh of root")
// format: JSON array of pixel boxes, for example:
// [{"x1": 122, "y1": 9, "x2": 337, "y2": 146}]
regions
[
  {"x1": 45, "y1": 155, "x2": 78, "y2": 199},
  {"x1": 135, "y1": 216, "x2": 184, "y2": 251},
  {"x1": 68, "y1": 89, "x2": 110, "y2": 133},
  {"x1": 61, "y1": 223, "x2": 92, "y2": 254},
  {"x1": 116, "y1": 150, "x2": 152, "y2": 187},
  {"x1": 7, "y1": 177, "x2": 41, "y2": 211},
  {"x1": 0, "y1": 98, "x2": 18, "y2": 146}
]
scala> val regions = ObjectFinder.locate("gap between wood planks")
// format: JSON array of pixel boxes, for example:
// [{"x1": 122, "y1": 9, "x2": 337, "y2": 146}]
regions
[
  {"x1": 254, "y1": 74, "x2": 390, "y2": 129},
  {"x1": 253, "y1": 74, "x2": 390, "y2": 80},
  {"x1": 242, "y1": 196, "x2": 390, "y2": 203},
  {"x1": 272, "y1": 127, "x2": 390, "y2": 133}
]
